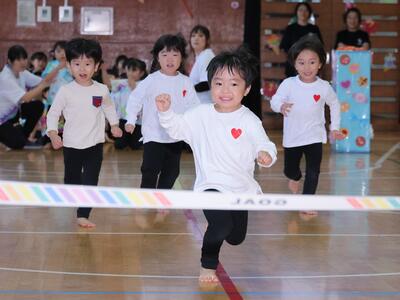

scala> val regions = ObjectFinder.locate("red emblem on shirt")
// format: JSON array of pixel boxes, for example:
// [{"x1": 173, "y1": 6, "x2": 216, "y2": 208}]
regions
[
  {"x1": 231, "y1": 128, "x2": 242, "y2": 139},
  {"x1": 182, "y1": 89, "x2": 187, "y2": 97},
  {"x1": 92, "y1": 96, "x2": 102, "y2": 107},
  {"x1": 313, "y1": 94, "x2": 320, "y2": 102}
]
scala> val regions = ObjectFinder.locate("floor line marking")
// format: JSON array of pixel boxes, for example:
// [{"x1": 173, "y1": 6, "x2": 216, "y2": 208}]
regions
[
  {"x1": 0, "y1": 266, "x2": 399, "y2": 280},
  {"x1": 1, "y1": 231, "x2": 400, "y2": 237}
]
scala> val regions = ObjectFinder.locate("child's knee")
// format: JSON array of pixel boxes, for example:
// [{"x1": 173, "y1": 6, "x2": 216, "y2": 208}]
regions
[
  {"x1": 205, "y1": 226, "x2": 233, "y2": 245},
  {"x1": 284, "y1": 168, "x2": 302, "y2": 181},
  {"x1": 226, "y1": 233, "x2": 246, "y2": 245}
]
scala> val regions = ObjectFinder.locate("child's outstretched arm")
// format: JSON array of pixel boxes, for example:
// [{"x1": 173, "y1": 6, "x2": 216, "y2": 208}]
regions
[
  {"x1": 48, "y1": 130, "x2": 63, "y2": 149},
  {"x1": 325, "y1": 85, "x2": 344, "y2": 141},
  {"x1": 156, "y1": 94, "x2": 193, "y2": 143},
  {"x1": 270, "y1": 79, "x2": 292, "y2": 117},
  {"x1": 125, "y1": 79, "x2": 147, "y2": 133},
  {"x1": 155, "y1": 93, "x2": 171, "y2": 112},
  {"x1": 257, "y1": 151, "x2": 274, "y2": 167},
  {"x1": 102, "y1": 93, "x2": 122, "y2": 138},
  {"x1": 46, "y1": 86, "x2": 66, "y2": 149},
  {"x1": 249, "y1": 119, "x2": 277, "y2": 168}
]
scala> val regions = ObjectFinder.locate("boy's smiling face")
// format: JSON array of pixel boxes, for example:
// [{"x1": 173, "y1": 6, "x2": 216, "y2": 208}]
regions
[{"x1": 211, "y1": 67, "x2": 251, "y2": 113}]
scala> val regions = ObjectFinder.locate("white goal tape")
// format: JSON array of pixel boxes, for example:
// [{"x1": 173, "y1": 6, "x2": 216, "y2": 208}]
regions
[{"x1": 0, "y1": 180, "x2": 398, "y2": 211}]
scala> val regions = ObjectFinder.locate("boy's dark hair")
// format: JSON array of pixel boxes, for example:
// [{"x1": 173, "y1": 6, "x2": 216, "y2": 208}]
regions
[
  {"x1": 206, "y1": 45, "x2": 258, "y2": 87},
  {"x1": 294, "y1": 2, "x2": 313, "y2": 19},
  {"x1": 124, "y1": 58, "x2": 148, "y2": 80},
  {"x1": 65, "y1": 38, "x2": 102, "y2": 64},
  {"x1": 150, "y1": 34, "x2": 187, "y2": 74},
  {"x1": 343, "y1": 7, "x2": 362, "y2": 25},
  {"x1": 287, "y1": 35, "x2": 326, "y2": 70},
  {"x1": 7, "y1": 45, "x2": 28, "y2": 62},
  {"x1": 30, "y1": 51, "x2": 47, "y2": 62},
  {"x1": 190, "y1": 25, "x2": 211, "y2": 49}
]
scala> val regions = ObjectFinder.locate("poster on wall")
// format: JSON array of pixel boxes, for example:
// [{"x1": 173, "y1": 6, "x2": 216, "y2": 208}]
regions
[
  {"x1": 37, "y1": 6, "x2": 51, "y2": 22},
  {"x1": 17, "y1": 0, "x2": 36, "y2": 27},
  {"x1": 59, "y1": 5, "x2": 73, "y2": 22},
  {"x1": 80, "y1": 7, "x2": 114, "y2": 35}
]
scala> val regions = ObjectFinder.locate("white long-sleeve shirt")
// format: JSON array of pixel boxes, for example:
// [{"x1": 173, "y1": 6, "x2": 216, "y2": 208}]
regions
[
  {"x1": 189, "y1": 48, "x2": 215, "y2": 104},
  {"x1": 126, "y1": 70, "x2": 199, "y2": 144},
  {"x1": 270, "y1": 76, "x2": 340, "y2": 148},
  {"x1": 159, "y1": 104, "x2": 277, "y2": 194},
  {"x1": 46, "y1": 80, "x2": 119, "y2": 149},
  {"x1": 0, "y1": 65, "x2": 41, "y2": 124}
]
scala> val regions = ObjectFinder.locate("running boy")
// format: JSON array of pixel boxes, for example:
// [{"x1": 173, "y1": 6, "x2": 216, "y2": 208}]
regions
[
  {"x1": 47, "y1": 38, "x2": 122, "y2": 228},
  {"x1": 155, "y1": 47, "x2": 277, "y2": 283}
]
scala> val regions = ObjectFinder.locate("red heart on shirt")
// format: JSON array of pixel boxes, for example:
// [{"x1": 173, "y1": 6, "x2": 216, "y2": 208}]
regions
[
  {"x1": 182, "y1": 89, "x2": 187, "y2": 97},
  {"x1": 231, "y1": 128, "x2": 242, "y2": 139},
  {"x1": 313, "y1": 94, "x2": 321, "y2": 102}
]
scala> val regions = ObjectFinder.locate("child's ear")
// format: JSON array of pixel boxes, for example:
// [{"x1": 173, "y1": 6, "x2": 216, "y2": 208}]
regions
[
  {"x1": 66, "y1": 62, "x2": 72, "y2": 72},
  {"x1": 244, "y1": 85, "x2": 251, "y2": 96},
  {"x1": 94, "y1": 62, "x2": 100, "y2": 72}
]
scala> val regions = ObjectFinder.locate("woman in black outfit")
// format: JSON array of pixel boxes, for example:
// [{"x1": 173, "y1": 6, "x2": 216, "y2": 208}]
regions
[
  {"x1": 334, "y1": 7, "x2": 370, "y2": 50},
  {"x1": 279, "y1": 2, "x2": 323, "y2": 77}
]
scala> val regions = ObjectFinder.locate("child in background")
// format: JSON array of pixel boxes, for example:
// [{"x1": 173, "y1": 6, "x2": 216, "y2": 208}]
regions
[
  {"x1": 29, "y1": 52, "x2": 48, "y2": 76},
  {"x1": 270, "y1": 35, "x2": 343, "y2": 216},
  {"x1": 27, "y1": 51, "x2": 49, "y2": 142},
  {"x1": 112, "y1": 54, "x2": 128, "y2": 79},
  {"x1": 42, "y1": 41, "x2": 74, "y2": 105},
  {"x1": 111, "y1": 57, "x2": 147, "y2": 150},
  {"x1": 125, "y1": 34, "x2": 199, "y2": 190},
  {"x1": 40, "y1": 41, "x2": 74, "y2": 146},
  {"x1": 47, "y1": 38, "x2": 122, "y2": 228},
  {"x1": 156, "y1": 46, "x2": 277, "y2": 283}
]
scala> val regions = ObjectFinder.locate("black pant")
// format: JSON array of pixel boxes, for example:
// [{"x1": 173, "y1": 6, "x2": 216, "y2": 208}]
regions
[
  {"x1": 114, "y1": 119, "x2": 142, "y2": 150},
  {"x1": 140, "y1": 141, "x2": 182, "y2": 189},
  {"x1": 201, "y1": 190, "x2": 248, "y2": 270},
  {"x1": 63, "y1": 143, "x2": 103, "y2": 218},
  {"x1": 284, "y1": 143, "x2": 323, "y2": 195},
  {"x1": 0, "y1": 100, "x2": 44, "y2": 149}
]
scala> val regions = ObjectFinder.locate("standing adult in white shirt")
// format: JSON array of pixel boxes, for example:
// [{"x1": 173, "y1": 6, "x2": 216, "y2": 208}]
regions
[
  {"x1": 189, "y1": 25, "x2": 215, "y2": 104},
  {"x1": 0, "y1": 45, "x2": 53, "y2": 149}
]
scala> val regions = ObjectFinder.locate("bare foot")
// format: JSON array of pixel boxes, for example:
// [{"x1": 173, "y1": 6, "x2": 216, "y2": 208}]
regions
[
  {"x1": 154, "y1": 209, "x2": 169, "y2": 224},
  {"x1": 134, "y1": 214, "x2": 149, "y2": 229},
  {"x1": 299, "y1": 211, "x2": 318, "y2": 221},
  {"x1": 199, "y1": 267, "x2": 219, "y2": 284},
  {"x1": 77, "y1": 217, "x2": 96, "y2": 228},
  {"x1": 288, "y1": 179, "x2": 300, "y2": 194}
]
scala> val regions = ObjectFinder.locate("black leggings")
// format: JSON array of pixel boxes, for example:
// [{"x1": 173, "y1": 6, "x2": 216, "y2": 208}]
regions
[
  {"x1": 63, "y1": 143, "x2": 103, "y2": 218},
  {"x1": 284, "y1": 143, "x2": 323, "y2": 195},
  {"x1": 113, "y1": 119, "x2": 142, "y2": 150},
  {"x1": 201, "y1": 190, "x2": 248, "y2": 270},
  {"x1": 140, "y1": 141, "x2": 182, "y2": 189}
]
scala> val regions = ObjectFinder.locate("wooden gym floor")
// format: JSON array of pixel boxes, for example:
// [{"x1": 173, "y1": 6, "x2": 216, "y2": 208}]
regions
[{"x1": 0, "y1": 131, "x2": 399, "y2": 300}]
